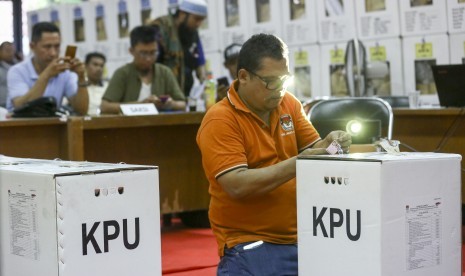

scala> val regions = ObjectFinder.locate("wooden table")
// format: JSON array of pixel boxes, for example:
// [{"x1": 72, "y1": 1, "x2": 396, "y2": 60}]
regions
[
  {"x1": 0, "y1": 117, "x2": 69, "y2": 159},
  {"x1": 392, "y1": 108, "x2": 465, "y2": 200},
  {"x1": 0, "y1": 113, "x2": 210, "y2": 214},
  {"x1": 2, "y1": 109, "x2": 463, "y2": 209}
]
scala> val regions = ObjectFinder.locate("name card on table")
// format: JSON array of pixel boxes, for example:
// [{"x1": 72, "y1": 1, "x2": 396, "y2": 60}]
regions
[{"x1": 120, "y1": 103, "x2": 158, "y2": 116}]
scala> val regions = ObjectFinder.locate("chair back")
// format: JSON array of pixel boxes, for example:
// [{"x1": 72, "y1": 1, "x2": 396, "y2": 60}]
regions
[
  {"x1": 308, "y1": 97, "x2": 393, "y2": 143},
  {"x1": 377, "y1": 96, "x2": 409, "y2": 108},
  {"x1": 302, "y1": 97, "x2": 330, "y2": 115}
]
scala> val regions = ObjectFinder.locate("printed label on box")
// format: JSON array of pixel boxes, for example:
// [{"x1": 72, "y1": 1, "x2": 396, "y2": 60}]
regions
[
  {"x1": 405, "y1": 197, "x2": 442, "y2": 271},
  {"x1": 451, "y1": 6, "x2": 465, "y2": 31},
  {"x1": 400, "y1": 0, "x2": 447, "y2": 36},
  {"x1": 415, "y1": 43, "x2": 434, "y2": 59},
  {"x1": 447, "y1": 0, "x2": 465, "y2": 33},
  {"x1": 355, "y1": 0, "x2": 400, "y2": 39},
  {"x1": 8, "y1": 189, "x2": 40, "y2": 260},
  {"x1": 369, "y1": 46, "x2": 387, "y2": 62}
]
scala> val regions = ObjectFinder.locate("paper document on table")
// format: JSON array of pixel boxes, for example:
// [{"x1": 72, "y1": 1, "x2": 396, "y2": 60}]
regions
[
  {"x1": 189, "y1": 82, "x2": 206, "y2": 100},
  {"x1": 377, "y1": 138, "x2": 401, "y2": 155}
]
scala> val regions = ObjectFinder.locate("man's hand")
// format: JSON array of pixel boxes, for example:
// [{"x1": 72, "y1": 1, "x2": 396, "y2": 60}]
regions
[
  {"x1": 142, "y1": 95, "x2": 159, "y2": 104},
  {"x1": 154, "y1": 95, "x2": 173, "y2": 109},
  {"x1": 310, "y1": 131, "x2": 352, "y2": 154},
  {"x1": 299, "y1": 147, "x2": 328, "y2": 156},
  {"x1": 323, "y1": 131, "x2": 352, "y2": 153},
  {"x1": 43, "y1": 58, "x2": 71, "y2": 79},
  {"x1": 67, "y1": 57, "x2": 89, "y2": 115},
  {"x1": 68, "y1": 58, "x2": 86, "y2": 78}
]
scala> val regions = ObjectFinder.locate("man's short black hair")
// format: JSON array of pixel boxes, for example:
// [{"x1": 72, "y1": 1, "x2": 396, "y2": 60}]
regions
[
  {"x1": 85, "y1": 52, "x2": 106, "y2": 65},
  {"x1": 0, "y1": 41, "x2": 13, "y2": 50},
  {"x1": 237, "y1": 33, "x2": 288, "y2": 76},
  {"x1": 31, "y1": 22, "x2": 60, "y2": 43},
  {"x1": 130, "y1": 25, "x2": 159, "y2": 47}
]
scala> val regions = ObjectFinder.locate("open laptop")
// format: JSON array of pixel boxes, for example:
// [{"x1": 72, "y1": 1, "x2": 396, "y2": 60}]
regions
[{"x1": 431, "y1": 64, "x2": 465, "y2": 107}]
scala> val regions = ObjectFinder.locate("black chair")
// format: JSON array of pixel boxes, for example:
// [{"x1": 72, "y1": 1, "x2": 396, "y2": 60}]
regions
[
  {"x1": 308, "y1": 97, "x2": 393, "y2": 143},
  {"x1": 302, "y1": 97, "x2": 330, "y2": 115},
  {"x1": 377, "y1": 96, "x2": 409, "y2": 108}
]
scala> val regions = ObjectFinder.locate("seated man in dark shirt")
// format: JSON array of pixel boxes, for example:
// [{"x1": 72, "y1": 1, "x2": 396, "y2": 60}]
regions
[{"x1": 100, "y1": 25, "x2": 185, "y2": 114}]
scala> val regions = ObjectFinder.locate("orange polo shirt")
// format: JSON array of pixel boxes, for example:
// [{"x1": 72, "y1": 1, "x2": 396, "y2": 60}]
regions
[{"x1": 196, "y1": 81, "x2": 321, "y2": 256}]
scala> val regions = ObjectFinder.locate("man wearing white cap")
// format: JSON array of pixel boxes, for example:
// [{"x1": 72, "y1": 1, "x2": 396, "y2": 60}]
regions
[
  {"x1": 216, "y1": 43, "x2": 242, "y2": 102},
  {"x1": 149, "y1": 0, "x2": 208, "y2": 97}
]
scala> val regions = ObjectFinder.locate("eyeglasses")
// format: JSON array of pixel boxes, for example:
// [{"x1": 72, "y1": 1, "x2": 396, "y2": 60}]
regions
[
  {"x1": 135, "y1": 50, "x2": 159, "y2": 59},
  {"x1": 247, "y1": 70, "x2": 293, "y2": 91}
]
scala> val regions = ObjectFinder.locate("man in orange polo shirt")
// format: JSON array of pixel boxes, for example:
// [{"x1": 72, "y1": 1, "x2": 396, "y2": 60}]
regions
[{"x1": 196, "y1": 34, "x2": 351, "y2": 275}]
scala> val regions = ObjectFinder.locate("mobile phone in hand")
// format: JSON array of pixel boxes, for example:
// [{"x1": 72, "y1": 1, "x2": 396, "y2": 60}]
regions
[
  {"x1": 217, "y1": 77, "x2": 229, "y2": 87},
  {"x1": 65, "y1": 45, "x2": 77, "y2": 59},
  {"x1": 159, "y1": 95, "x2": 169, "y2": 103}
]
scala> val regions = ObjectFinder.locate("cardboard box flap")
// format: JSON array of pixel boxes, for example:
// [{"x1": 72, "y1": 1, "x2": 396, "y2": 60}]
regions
[
  {"x1": 298, "y1": 152, "x2": 462, "y2": 162},
  {"x1": 0, "y1": 155, "x2": 157, "y2": 175}
]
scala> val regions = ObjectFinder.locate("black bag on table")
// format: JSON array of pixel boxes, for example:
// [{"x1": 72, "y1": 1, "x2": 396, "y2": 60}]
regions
[{"x1": 12, "y1": 96, "x2": 58, "y2": 118}]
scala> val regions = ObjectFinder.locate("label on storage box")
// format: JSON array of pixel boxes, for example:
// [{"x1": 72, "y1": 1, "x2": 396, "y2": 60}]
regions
[
  {"x1": 8, "y1": 189, "x2": 40, "y2": 260},
  {"x1": 405, "y1": 197, "x2": 442, "y2": 271}
]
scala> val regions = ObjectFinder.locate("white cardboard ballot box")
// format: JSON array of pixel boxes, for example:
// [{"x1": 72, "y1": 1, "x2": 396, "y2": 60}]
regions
[
  {"x1": 0, "y1": 156, "x2": 161, "y2": 276},
  {"x1": 297, "y1": 152, "x2": 461, "y2": 276}
]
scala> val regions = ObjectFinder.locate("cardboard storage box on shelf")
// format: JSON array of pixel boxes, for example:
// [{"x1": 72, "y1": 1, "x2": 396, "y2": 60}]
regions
[
  {"x1": 449, "y1": 33, "x2": 465, "y2": 64},
  {"x1": 281, "y1": 0, "x2": 318, "y2": 46},
  {"x1": 361, "y1": 37, "x2": 404, "y2": 97},
  {"x1": 297, "y1": 152, "x2": 461, "y2": 276},
  {"x1": 401, "y1": 34, "x2": 450, "y2": 106},
  {"x1": 217, "y1": 0, "x2": 250, "y2": 50},
  {"x1": 354, "y1": 0, "x2": 400, "y2": 40},
  {"x1": 399, "y1": 0, "x2": 447, "y2": 36},
  {"x1": 0, "y1": 156, "x2": 161, "y2": 276},
  {"x1": 246, "y1": 0, "x2": 283, "y2": 40},
  {"x1": 447, "y1": 0, "x2": 465, "y2": 34},
  {"x1": 319, "y1": 41, "x2": 350, "y2": 97},
  {"x1": 288, "y1": 44, "x2": 321, "y2": 100},
  {"x1": 315, "y1": 0, "x2": 356, "y2": 43},
  {"x1": 198, "y1": 0, "x2": 220, "y2": 52}
]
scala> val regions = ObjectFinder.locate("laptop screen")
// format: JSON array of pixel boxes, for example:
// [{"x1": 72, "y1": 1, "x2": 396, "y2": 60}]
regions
[{"x1": 431, "y1": 64, "x2": 465, "y2": 107}]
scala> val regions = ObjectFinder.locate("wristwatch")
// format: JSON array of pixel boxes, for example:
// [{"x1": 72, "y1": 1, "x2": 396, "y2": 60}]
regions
[{"x1": 78, "y1": 81, "x2": 89, "y2": 87}]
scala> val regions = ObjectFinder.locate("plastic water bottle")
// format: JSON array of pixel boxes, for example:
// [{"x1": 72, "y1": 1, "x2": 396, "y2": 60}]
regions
[{"x1": 204, "y1": 73, "x2": 217, "y2": 110}]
